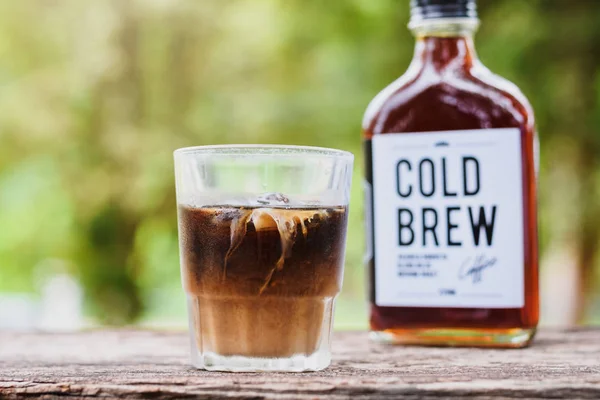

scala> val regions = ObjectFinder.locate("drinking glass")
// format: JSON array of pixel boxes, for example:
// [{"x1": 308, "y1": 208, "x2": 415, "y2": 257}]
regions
[{"x1": 174, "y1": 145, "x2": 353, "y2": 372}]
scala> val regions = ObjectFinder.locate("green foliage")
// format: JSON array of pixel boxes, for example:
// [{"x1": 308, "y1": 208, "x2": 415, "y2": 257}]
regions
[{"x1": 1, "y1": 0, "x2": 600, "y2": 326}]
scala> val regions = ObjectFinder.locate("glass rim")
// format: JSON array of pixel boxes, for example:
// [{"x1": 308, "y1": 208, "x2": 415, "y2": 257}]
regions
[{"x1": 173, "y1": 144, "x2": 354, "y2": 160}]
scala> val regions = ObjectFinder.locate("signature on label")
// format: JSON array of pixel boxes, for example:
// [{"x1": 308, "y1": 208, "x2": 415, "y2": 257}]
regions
[{"x1": 458, "y1": 254, "x2": 497, "y2": 284}]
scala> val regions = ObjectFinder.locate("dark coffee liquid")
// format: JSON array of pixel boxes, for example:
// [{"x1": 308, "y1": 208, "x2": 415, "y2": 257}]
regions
[{"x1": 178, "y1": 205, "x2": 347, "y2": 357}]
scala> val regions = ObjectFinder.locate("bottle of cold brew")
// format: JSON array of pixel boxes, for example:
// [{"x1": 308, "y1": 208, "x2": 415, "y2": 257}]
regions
[{"x1": 363, "y1": 0, "x2": 538, "y2": 347}]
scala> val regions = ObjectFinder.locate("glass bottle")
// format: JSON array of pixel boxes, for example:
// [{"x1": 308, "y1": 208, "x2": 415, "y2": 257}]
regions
[{"x1": 363, "y1": 0, "x2": 538, "y2": 347}]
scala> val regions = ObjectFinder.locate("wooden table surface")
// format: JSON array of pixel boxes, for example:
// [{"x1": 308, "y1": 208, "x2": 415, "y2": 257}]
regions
[{"x1": 1, "y1": 329, "x2": 600, "y2": 399}]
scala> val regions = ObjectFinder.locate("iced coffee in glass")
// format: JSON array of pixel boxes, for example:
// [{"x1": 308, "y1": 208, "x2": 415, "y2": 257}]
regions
[{"x1": 174, "y1": 145, "x2": 353, "y2": 372}]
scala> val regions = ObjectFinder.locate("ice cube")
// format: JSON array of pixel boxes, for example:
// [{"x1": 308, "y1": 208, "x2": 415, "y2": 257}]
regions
[
  {"x1": 256, "y1": 192, "x2": 290, "y2": 206},
  {"x1": 213, "y1": 207, "x2": 246, "y2": 222}
]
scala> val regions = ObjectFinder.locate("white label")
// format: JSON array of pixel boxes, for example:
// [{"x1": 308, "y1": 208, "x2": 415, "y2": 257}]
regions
[{"x1": 372, "y1": 129, "x2": 524, "y2": 308}]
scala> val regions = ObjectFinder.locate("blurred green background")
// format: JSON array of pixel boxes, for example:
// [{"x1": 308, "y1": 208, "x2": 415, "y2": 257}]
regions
[{"x1": 1, "y1": 0, "x2": 600, "y2": 330}]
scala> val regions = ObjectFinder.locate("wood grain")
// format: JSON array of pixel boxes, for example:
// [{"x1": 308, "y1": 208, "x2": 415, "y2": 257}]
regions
[{"x1": 1, "y1": 329, "x2": 600, "y2": 399}]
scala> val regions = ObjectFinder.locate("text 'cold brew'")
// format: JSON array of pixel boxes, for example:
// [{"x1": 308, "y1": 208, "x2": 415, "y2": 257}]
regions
[{"x1": 363, "y1": 0, "x2": 539, "y2": 347}]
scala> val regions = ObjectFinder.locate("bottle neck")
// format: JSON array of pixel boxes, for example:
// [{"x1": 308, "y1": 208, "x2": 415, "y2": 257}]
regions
[{"x1": 409, "y1": 19, "x2": 479, "y2": 70}]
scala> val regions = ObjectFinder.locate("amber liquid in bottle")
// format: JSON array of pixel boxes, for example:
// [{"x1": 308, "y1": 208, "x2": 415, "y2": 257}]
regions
[{"x1": 363, "y1": 17, "x2": 538, "y2": 347}]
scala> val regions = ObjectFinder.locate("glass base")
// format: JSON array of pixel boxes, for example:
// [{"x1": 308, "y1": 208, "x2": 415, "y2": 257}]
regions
[
  {"x1": 186, "y1": 295, "x2": 335, "y2": 372},
  {"x1": 370, "y1": 327, "x2": 536, "y2": 348},
  {"x1": 190, "y1": 349, "x2": 330, "y2": 372}
]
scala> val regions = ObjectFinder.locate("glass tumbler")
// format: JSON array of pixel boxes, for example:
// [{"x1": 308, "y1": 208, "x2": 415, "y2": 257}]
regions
[{"x1": 174, "y1": 145, "x2": 353, "y2": 372}]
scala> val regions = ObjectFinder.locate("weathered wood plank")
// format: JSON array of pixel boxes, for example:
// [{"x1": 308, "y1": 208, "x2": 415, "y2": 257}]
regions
[{"x1": 1, "y1": 329, "x2": 600, "y2": 399}]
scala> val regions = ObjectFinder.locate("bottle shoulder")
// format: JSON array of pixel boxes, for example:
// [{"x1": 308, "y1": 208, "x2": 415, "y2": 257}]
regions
[
  {"x1": 470, "y1": 62, "x2": 534, "y2": 121},
  {"x1": 362, "y1": 61, "x2": 422, "y2": 130},
  {"x1": 363, "y1": 61, "x2": 534, "y2": 136}
]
